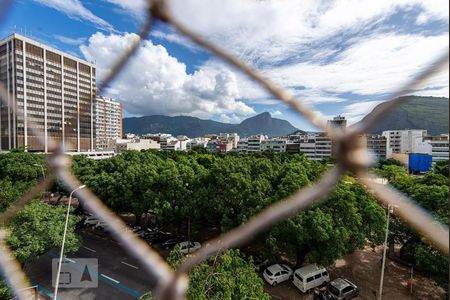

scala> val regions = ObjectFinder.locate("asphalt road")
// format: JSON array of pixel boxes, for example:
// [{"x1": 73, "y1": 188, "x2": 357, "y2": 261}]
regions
[{"x1": 26, "y1": 230, "x2": 156, "y2": 300}]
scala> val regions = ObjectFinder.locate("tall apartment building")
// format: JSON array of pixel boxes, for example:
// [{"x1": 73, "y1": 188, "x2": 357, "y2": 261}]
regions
[
  {"x1": 327, "y1": 115, "x2": 347, "y2": 130},
  {"x1": 382, "y1": 129, "x2": 430, "y2": 158},
  {"x1": 247, "y1": 134, "x2": 267, "y2": 153},
  {"x1": 236, "y1": 138, "x2": 248, "y2": 153},
  {"x1": 288, "y1": 132, "x2": 332, "y2": 160},
  {"x1": 0, "y1": 33, "x2": 96, "y2": 152},
  {"x1": 94, "y1": 96, "x2": 122, "y2": 150},
  {"x1": 424, "y1": 134, "x2": 449, "y2": 162},
  {"x1": 261, "y1": 139, "x2": 287, "y2": 153},
  {"x1": 364, "y1": 134, "x2": 387, "y2": 160}
]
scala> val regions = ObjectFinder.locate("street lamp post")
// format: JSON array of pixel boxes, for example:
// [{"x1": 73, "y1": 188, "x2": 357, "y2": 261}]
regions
[
  {"x1": 378, "y1": 204, "x2": 396, "y2": 300},
  {"x1": 53, "y1": 184, "x2": 86, "y2": 300}
]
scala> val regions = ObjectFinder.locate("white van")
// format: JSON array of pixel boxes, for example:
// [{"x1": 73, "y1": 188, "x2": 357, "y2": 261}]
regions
[{"x1": 292, "y1": 264, "x2": 330, "y2": 292}]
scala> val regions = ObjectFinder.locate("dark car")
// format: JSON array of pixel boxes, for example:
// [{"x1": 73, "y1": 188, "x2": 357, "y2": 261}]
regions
[
  {"x1": 145, "y1": 230, "x2": 174, "y2": 244},
  {"x1": 242, "y1": 253, "x2": 270, "y2": 272},
  {"x1": 161, "y1": 237, "x2": 186, "y2": 250},
  {"x1": 313, "y1": 288, "x2": 333, "y2": 300}
]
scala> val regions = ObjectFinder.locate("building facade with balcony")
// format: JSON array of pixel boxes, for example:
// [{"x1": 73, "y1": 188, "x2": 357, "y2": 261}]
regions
[
  {"x1": 261, "y1": 139, "x2": 287, "y2": 153},
  {"x1": 95, "y1": 96, "x2": 122, "y2": 150},
  {"x1": 382, "y1": 129, "x2": 430, "y2": 158},
  {"x1": 0, "y1": 33, "x2": 96, "y2": 152},
  {"x1": 425, "y1": 134, "x2": 449, "y2": 162}
]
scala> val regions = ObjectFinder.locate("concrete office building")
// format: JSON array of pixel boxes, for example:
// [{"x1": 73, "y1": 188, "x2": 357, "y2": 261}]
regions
[
  {"x1": 0, "y1": 33, "x2": 96, "y2": 152},
  {"x1": 382, "y1": 129, "x2": 430, "y2": 158},
  {"x1": 424, "y1": 134, "x2": 449, "y2": 162},
  {"x1": 95, "y1": 96, "x2": 122, "y2": 150},
  {"x1": 327, "y1": 115, "x2": 347, "y2": 130}
]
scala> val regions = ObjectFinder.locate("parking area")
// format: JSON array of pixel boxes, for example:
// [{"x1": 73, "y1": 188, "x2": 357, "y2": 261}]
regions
[
  {"x1": 263, "y1": 246, "x2": 446, "y2": 300},
  {"x1": 77, "y1": 213, "x2": 445, "y2": 300}
]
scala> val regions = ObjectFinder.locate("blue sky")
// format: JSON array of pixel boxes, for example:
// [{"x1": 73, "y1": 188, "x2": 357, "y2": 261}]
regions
[{"x1": 2, "y1": 0, "x2": 448, "y2": 130}]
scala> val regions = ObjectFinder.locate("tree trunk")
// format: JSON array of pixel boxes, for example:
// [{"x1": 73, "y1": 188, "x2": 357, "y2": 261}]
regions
[{"x1": 295, "y1": 247, "x2": 309, "y2": 268}]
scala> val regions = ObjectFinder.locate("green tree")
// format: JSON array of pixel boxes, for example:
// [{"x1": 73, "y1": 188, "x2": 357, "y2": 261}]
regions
[
  {"x1": 376, "y1": 164, "x2": 449, "y2": 289},
  {"x1": 433, "y1": 160, "x2": 449, "y2": 177},
  {"x1": 167, "y1": 248, "x2": 270, "y2": 300},
  {"x1": 266, "y1": 178, "x2": 386, "y2": 267},
  {"x1": 7, "y1": 201, "x2": 81, "y2": 264}
]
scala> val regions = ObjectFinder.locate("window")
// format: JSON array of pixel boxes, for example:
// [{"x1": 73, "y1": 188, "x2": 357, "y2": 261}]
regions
[
  {"x1": 322, "y1": 271, "x2": 328, "y2": 277},
  {"x1": 328, "y1": 285, "x2": 340, "y2": 296},
  {"x1": 306, "y1": 276, "x2": 314, "y2": 283},
  {"x1": 275, "y1": 272, "x2": 280, "y2": 276},
  {"x1": 342, "y1": 286, "x2": 353, "y2": 294},
  {"x1": 314, "y1": 274, "x2": 321, "y2": 280},
  {"x1": 294, "y1": 273, "x2": 303, "y2": 281}
]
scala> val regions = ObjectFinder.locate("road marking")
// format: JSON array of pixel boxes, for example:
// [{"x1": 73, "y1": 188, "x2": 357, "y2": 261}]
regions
[
  {"x1": 100, "y1": 274, "x2": 120, "y2": 284},
  {"x1": 83, "y1": 246, "x2": 96, "y2": 252},
  {"x1": 121, "y1": 261, "x2": 139, "y2": 269},
  {"x1": 64, "y1": 257, "x2": 76, "y2": 263}
]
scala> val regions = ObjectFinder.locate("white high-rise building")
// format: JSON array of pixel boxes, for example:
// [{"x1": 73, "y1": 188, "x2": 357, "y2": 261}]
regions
[
  {"x1": 94, "y1": 96, "x2": 122, "y2": 150},
  {"x1": 382, "y1": 129, "x2": 430, "y2": 158},
  {"x1": 425, "y1": 134, "x2": 449, "y2": 162},
  {"x1": 0, "y1": 33, "x2": 96, "y2": 152},
  {"x1": 247, "y1": 134, "x2": 267, "y2": 153}
]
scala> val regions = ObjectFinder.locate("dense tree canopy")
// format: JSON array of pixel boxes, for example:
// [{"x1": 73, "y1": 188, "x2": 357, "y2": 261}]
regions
[
  {"x1": 7, "y1": 201, "x2": 81, "y2": 264},
  {"x1": 0, "y1": 154, "x2": 80, "y2": 298},
  {"x1": 71, "y1": 150, "x2": 386, "y2": 267},
  {"x1": 167, "y1": 247, "x2": 270, "y2": 300}
]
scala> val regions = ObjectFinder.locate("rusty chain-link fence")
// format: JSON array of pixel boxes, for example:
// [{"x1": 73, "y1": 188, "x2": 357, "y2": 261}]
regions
[{"x1": 0, "y1": 0, "x2": 448, "y2": 299}]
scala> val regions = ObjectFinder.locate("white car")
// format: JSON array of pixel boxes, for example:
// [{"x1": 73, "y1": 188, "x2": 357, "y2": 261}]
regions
[
  {"x1": 263, "y1": 264, "x2": 293, "y2": 286},
  {"x1": 94, "y1": 221, "x2": 109, "y2": 230},
  {"x1": 178, "y1": 241, "x2": 201, "y2": 254},
  {"x1": 83, "y1": 216, "x2": 99, "y2": 226}
]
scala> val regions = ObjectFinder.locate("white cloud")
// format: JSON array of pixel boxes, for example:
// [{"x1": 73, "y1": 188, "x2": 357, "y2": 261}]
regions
[
  {"x1": 32, "y1": 0, "x2": 114, "y2": 31},
  {"x1": 219, "y1": 113, "x2": 242, "y2": 123},
  {"x1": 151, "y1": 30, "x2": 201, "y2": 52},
  {"x1": 102, "y1": 0, "x2": 148, "y2": 19},
  {"x1": 342, "y1": 100, "x2": 384, "y2": 124},
  {"x1": 270, "y1": 110, "x2": 283, "y2": 117},
  {"x1": 167, "y1": 0, "x2": 448, "y2": 66},
  {"x1": 267, "y1": 33, "x2": 449, "y2": 96},
  {"x1": 80, "y1": 32, "x2": 255, "y2": 119},
  {"x1": 54, "y1": 35, "x2": 87, "y2": 45}
]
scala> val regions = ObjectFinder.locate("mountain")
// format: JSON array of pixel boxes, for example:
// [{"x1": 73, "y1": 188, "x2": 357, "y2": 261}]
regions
[
  {"x1": 123, "y1": 112, "x2": 299, "y2": 137},
  {"x1": 360, "y1": 96, "x2": 449, "y2": 136}
]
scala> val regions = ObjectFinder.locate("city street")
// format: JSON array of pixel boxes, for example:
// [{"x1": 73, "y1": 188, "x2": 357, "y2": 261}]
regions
[{"x1": 26, "y1": 230, "x2": 155, "y2": 300}]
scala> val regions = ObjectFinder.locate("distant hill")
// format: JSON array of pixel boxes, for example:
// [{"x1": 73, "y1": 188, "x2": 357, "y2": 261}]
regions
[
  {"x1": 360, "y1": 96, "x2": 449, "y2": 135},
  {"x1": 123, "y1": 112, "x2": 299, "y2": 137}
]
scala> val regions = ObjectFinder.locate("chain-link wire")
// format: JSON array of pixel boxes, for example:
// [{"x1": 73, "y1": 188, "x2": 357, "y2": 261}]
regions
[{"x1": 0, "y1": 0, "x2": 448, "y2": 299}]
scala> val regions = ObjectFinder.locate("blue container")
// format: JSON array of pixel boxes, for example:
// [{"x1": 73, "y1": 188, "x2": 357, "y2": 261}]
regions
[{"x1": 408, "y1": 153, "x2": 432, "y2": 173}]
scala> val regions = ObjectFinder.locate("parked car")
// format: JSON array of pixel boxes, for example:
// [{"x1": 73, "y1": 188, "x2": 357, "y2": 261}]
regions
[
  {"x1": 326, "y1": 278, "x2": 359, "y2": 300},
  {"x1": 94, "y1": 221, "x2": 109, "y2": 230},
  {"x1": 161, "y1": 237, "x2": 186, "y2": 250},
  {"x1": 242, "y1": 253, "x2": 270, "y2": 272},
  {"x1": 145, "y1": 230, "x2": 174, "y2": 244},
  {"x1": 313, "y1": 288, "x2": 332, "y2": 300},
  {"x1": 263, "y1": 264, "x2": 293, "y2": 286},
  {"x1": 292, "y1": 264, "x2": 330, "y2": 293},
  {"x1": 83, "y1": 216, "x2": 99, "y2": 226},
  {"x1": 178, "y1": 241, "x2": 201, "y2": 254}
]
